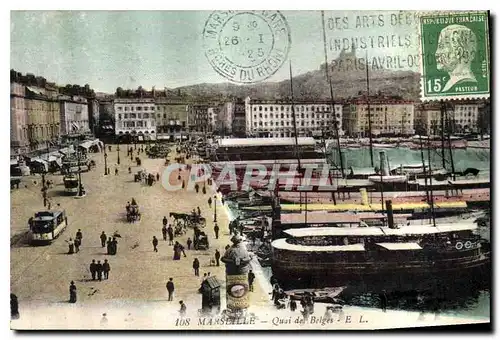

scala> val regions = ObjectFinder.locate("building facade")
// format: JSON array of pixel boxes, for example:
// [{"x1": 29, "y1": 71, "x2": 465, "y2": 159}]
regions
[
  {"x1": 244, "y1": 97, "x2": 343, "y2": 138},
  {"x1": 59, "y1": 95, "x2": 90, "y2": 136},
  {"x1": 343, "y1": 97, "x2": 415, "y2": 137},
  {"x1": 114, "y1": 99, "x2": 156, "y2": 139},
  {"x1": 414, "y1": 103, "x2": 441, "y2": 136},
  {"x1": 10, "y1": 74, "x2": 61, "y2": 154},
  {"x1": 232, "y1": 101, "x2": 246, "y2": 137},
  {"x1": 453, "y1": 102, "x2": 481, "y2": 134},
  {"x1": 155, "y1": 99, "x2": 188, "y2": 141},
  {"x1": 187, "y1": 104, "x2": 210, "y2": 134}
]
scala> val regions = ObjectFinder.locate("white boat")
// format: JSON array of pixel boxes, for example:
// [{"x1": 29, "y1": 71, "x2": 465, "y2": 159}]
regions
[{"x1": 368, "y1": 174, "x2": 407, "y2": 184}]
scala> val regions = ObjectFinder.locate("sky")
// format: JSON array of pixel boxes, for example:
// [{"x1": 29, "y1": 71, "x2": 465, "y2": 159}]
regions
[{"x1": 10, "y1": 10, "x2": 420, "y2": 93}]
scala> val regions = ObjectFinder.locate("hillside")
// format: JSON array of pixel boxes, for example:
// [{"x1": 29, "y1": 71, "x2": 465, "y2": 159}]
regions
[{"x1": 174, "y1": 49, "x2": 421, "y2": 101}]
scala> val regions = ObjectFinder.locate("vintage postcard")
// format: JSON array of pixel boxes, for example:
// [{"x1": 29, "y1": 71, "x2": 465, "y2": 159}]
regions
[{"x1": 10, "y1": 10, "x2": 490, "y2": 330}]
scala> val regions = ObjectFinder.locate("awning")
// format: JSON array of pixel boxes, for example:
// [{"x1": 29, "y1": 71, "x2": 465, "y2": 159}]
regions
[
  {"x1": 376, "y1": 242, "x2": 422, "y2": 250},
  {"x1": 79, "y1": 141, "x2": 93, "y2": 150},
  {"x1": 71, "y1": 122, "x2": 79, "y2": 131},
  {"x1": 26, "y1": 86, "x2": 44, "y2": 95}
]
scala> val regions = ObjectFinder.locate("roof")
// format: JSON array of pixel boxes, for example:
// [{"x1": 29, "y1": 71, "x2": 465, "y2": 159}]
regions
[
  {"x1": 217, "y1": 137, "x2": 316, "y2": 148},
  {"x1": 272, "y1": 239, "x2": 365, "y2": 252},
  {"x1": 280, "y1": 212, "x2": 397, "y2": 225},
  {"x1": 201, "y1": 276, "x2": 221, "y2": 289},
  {"x1": 283, "y1": 223, "x2": 477, "y2": 238},
  {"x1": 376, "y1": 242, "x2": 422, "y2": 250},
  {"x1": 211, "y1": 158, "x2": 327, "y2": 167}
]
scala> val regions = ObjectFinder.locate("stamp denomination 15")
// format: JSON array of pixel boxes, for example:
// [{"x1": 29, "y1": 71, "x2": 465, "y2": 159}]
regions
[
  {"x1": 203, "y1": 10, "x2": 291, "y2": 84},
  {"x1": 419, "y1": 11, "x2": 490, "y2": 101}
]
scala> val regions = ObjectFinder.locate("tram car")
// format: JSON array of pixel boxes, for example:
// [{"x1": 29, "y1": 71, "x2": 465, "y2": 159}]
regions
[
  {"x1": 28, "y1": 210, "x2": 68, "y2": 244},
  {"x1": 63, "y1": 174, "x2": 79, "y2": 194}
]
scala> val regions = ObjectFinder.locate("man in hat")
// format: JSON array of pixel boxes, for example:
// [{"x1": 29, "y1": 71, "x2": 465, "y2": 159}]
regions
[
  {"x1": 103, "y1": 259, "x2": 111, "y2": 280},
  {"x1": 96, "y1": 260, "x2": 103, "y2": 281},
  {"x1": 100, "y1": 231, "x2": 107, "y2": 247},
  {"x1": 214, "y1": 249, "x2": 221, "y2": 267},
  {"x1": 89, "y1": 259, "x2": 97, "y2": 280},
  {"x1": 76, "y1": 229, "x2": 83, "y2": 245},
  {"x1": 152, "y1": 236, "x2": 159, "y2": 252},
  {"x1": 166, "y1": 278, "x2": 175, "y2": 301},
  {"x1": 162, "y1": 224, "x2": 167, "y2": 241},
  {"x1": 248, "y1": 270, "x2": 256, "y2": 292},
  {"x1": 69, "y1": 281, "x2": 77, "y2": 303}
]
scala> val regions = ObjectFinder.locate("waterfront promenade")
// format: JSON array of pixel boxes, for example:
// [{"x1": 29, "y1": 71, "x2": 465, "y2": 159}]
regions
[{"x1": 10, "y1": 144, "x2": 271, "y2": 323}]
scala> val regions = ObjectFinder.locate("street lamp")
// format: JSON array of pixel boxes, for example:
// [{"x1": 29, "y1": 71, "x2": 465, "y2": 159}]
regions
[
  {"x1": 213, "y1": 194, "x2": 217, "y2": 223},
  {"x1": 104, "y1": 153, "x2": 108, "y2": 175},
  {"x1": 117, "y1": 143, "x2": 120, "y2": 165},
  {"x1": 77, "y1": 164, "x2": 84, "y2": 196}
]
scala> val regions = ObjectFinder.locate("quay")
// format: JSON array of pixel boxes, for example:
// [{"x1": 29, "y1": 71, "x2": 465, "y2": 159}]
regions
[{"x1": 10, "y1": 144, "x2": 271, "y2": 328}]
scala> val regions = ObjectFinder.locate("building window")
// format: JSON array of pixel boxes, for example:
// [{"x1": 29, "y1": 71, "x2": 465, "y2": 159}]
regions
[
  {"x1": 118, "y1": 114, "x2": 122, "y2": 120},
  {"x1": 131, "y1": 106, "x2": 134, "y2": 111},
  {"x1": 117, "y1": 106, "x2": 122, "y2": 111},
  {"x1": 131, "y1": 113, "x2": 136, "y2": 119},
  {"x1": 125, "y1": 107, "x2": 129, "y2": 111},
  {"x1": 137, "y1": 106, "x2": 142, "y2": 111},
  {"x1": 259, "y1": 106, "x2": 262, "y2": 111},
  {"x1": 164, "y1": 114, "x2": 167, "y2": 119},
  {"x1": 144, "y1": 113, "x2": 149, "y2": 119}
]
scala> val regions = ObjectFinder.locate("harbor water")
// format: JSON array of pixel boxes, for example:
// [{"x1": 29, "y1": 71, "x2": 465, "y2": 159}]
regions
[
  {"x1": 226, "y1": 147, "x2": 491, "y2": 320},
  {"x1": 328, "y1": 147, "x2": 490, "y2": 178}
]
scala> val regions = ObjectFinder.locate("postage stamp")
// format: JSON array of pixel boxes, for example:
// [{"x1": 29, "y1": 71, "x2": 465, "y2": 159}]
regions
[
  {"x1": 203, "y1": 10, "x2": 291, "y2": 84},
  {"x1": 419, "y1": 11, "x2": 490, "y2": 101}
]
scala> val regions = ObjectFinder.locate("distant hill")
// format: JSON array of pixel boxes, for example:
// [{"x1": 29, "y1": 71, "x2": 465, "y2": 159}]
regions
[{"x1": 174, "y1": 48, "x2": 421, "y2": 101}]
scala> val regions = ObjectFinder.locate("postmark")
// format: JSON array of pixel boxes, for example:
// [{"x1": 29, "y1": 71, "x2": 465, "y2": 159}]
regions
[
  {"x1": 203, "y1": 10, "x2": 291, "y2": 84},
  {"x1": 419, "y1": 11, "x2": 490, "y2": 101}
]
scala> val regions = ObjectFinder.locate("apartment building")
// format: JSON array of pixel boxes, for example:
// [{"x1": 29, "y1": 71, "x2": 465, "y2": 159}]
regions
[
  {"x1": 244, "y1": 97, "x2": 344, "y2": 138},
  {"x1": 114, "y1": 98, "x2": 156, "y2": 139}
]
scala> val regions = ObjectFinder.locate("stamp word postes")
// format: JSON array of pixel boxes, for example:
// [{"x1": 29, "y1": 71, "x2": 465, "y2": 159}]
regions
[
  {"x1": 419, "y1": 11, "x2": 490, "y2": 101},
  {"x1": 203, "y1": 10, "x2": 291, "y2": 84}
]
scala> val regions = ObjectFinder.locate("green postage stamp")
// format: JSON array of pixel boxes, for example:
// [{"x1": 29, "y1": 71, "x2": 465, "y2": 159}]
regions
[{"x1": 419, "y1": 11, "x2": 490, "y2": 101}]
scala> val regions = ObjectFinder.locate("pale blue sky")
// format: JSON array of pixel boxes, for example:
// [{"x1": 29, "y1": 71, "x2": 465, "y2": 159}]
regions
[{"x1": 10, "y1": 10, "x2": 419, "y2": 92}]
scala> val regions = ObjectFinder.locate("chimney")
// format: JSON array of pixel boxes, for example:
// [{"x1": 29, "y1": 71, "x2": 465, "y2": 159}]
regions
[
  {"x1": 379, "y1": 151, "x2": 389, "y2": 176},
  {"x1": 386, "y1": 200, "x2": 395, "y2": 229}
]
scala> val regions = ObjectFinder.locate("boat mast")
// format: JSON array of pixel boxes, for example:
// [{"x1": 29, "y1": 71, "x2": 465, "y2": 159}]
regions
[
  {"x1": 440, "y1": 101, "x2": 446, "y2": 169},
  {"x1": 321, "y1": 11, "x2": 340, "y2": 205},
  {"x1": 321, "y1": 11, "x2": 345, "y2": 178},
  {"x1": 365, "y1": 51, "x2": 374, "y2": 168},
  {"x1": 445, "y1": 102, "x2": 457, "y2": 181},
  {"x1": 419, "y1": 134, "x2": 430, "y2": 202},
  {"x1": 426, "y1": 137, "x2": 436, "y2": 227},
  {"x1": 289, "y1": 61, "x2": 306, "y2": 223}
]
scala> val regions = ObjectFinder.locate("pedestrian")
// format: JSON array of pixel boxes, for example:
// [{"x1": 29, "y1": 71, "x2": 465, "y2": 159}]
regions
[
  {"x1": 75, "y1": 228, "x2": 82, "y2": 244},
  {"x1": 106, "y1": 237, "x2": 112, "y2": 255},
  {"x1": 156, "y1": 173, "x2": 160, "y2": 181},
  {"x1": 103, "y1": 259, "x2": 110, "y2": 280},
  {"x1": 248, "y1": 270, "x2": 256, "y2": 292},
  {"x1": 186, "y1": 237, "x2": 192, "y2": 250},
  {"x1": 214, "y1": 223, "x2": 219, "y2": 239},
  {"x1": 290, "y1": 299, "x2": 297, "y2": 312},
  {"x1": 111, "y1": 237, "x2": 118, "y2": 255},
  {"x1": 90, "y1": 259, "x2": 97, "y2": 280},
  {"x1": 166, "y1": 278, "x2": 175, "y2": 301},
  {"x1": 67, "y1": 238, "x2": 74, "y2": 254},
  {"x1": 74, "y1": 237, "x2": 81, "y2": 253},
  {"x1": 182, "y1": 181, "x2": 185, "y2": 189},
  {"x1": 167, "y1": 225, "x2": 174, "y2": 245},
  {"x1": 115, "y1": 168, "x2": 118, "y2": 176},
  {"x1": 69, "y1": 281, "x2": 77, "y2": 303},
  {"x1": 207, "y1": 272, "x2": 211, "y2": 277},
  {"x1": 379, "y1": 290, "x2": 388, "y2": 312},
  {"x1": 100, "y1": 231, "x2": 107, "y2": 247},
  {"x1": 215, "y1": 249, "x2": 221, "y2": 266},
  {"x1": 162, "y1": 225, "x2": 167, "y2": 241},
  {"x1": 202, "y1": 185, "x2": 206, "y2": 194},
  {"x1": 153, "y1": 236, "x2": 159, "y2": 252},
  {"x1": 179, "y1": 300, "x2": 187, "y2": 317},
  {"x1": 96, "y1": 260, "x2": 103, "y2": 281},
  {"x1": 193, "y1": 258, "x2": 200, "y2": 276},
  {"x1": 207, "y1": 197, "x2": 212, "y2": 208},
  {"x1": 197, "y1": 206, "x2": 201, "y2": 216},
  {"x1": 162, "y1": 216, "x2": 168, "y2": 227},
  {"x1": 225, "y1": 244, "x2": 230, "y2": 251}
]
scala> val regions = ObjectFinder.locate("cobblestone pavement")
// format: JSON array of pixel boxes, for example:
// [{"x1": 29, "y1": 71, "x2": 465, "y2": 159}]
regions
[{"x1": 10, "y1": 144, "x2": 270, "y2": 314}]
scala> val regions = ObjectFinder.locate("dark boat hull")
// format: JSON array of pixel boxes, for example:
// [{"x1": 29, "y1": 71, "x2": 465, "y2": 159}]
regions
[{"x1": 271, "y1": 255, "x2": 491, "y2": 293}]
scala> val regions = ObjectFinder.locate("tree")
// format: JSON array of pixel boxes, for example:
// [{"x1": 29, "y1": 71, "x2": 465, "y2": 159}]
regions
[{"x1": 116, "y1": 87, "x2": 123, "y2": 98}]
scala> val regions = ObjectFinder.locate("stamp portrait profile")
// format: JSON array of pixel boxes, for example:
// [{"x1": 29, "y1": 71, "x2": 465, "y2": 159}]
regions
[
  {"x1": 203, "y1": 10, "x2": 291, "y2": 84},
  {"x1": 419, "y1": 11, "x2": 490, "y2": 101}
]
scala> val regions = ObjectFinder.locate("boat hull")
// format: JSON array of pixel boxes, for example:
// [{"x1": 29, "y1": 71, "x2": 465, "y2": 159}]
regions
[{"x1": 271, "y1": 254, "x2": 490, "y2": 292}]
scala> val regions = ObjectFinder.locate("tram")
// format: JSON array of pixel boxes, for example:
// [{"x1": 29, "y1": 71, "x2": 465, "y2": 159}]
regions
[
  {"x1": 29, "y1": 210, "x2": 68, "y2": 244},
  {"x1": 63, "y1": 174, "x2": 79, "y2": 194}
]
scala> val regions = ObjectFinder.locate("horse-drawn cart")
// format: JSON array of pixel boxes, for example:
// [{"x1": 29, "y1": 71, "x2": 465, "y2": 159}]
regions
[{"x1": 126, "y1": 204, "x2": 141, "y2": 223}]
